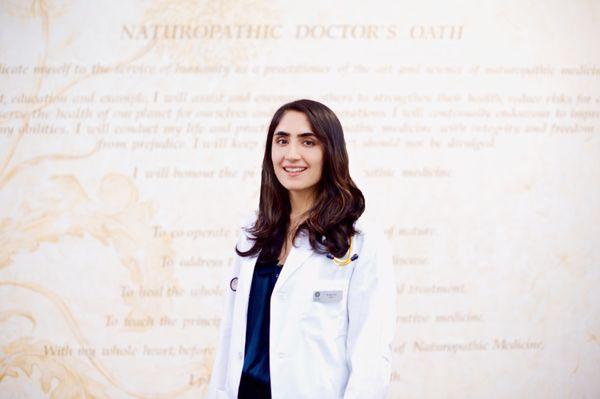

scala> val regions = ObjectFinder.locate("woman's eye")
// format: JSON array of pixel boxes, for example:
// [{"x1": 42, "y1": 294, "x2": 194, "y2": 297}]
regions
[{"x1": 274, "y1": 138, "x2": 316, "y2": 146}]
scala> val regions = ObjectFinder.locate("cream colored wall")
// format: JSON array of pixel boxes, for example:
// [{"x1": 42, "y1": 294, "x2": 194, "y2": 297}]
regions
[{"x1": 1, "y1": 1, "x2": 599, "y2": 398}]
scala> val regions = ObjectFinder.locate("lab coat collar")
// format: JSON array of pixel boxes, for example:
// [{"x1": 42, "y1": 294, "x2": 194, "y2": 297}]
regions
[
  {"x1": 237, "y1": 227, "x2": 314, "y2": 296},
  {"x1": 273, "y1": 229, "x2": 314, "y2": 294}
]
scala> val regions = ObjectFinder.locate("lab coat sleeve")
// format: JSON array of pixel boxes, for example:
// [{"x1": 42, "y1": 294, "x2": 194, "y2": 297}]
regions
[
  {"x1": 206, "y1": 215, "x2": 253, "y2": 399},
  {"x1": 343, "y1": 223, "x2": 397, "y2": 399}
]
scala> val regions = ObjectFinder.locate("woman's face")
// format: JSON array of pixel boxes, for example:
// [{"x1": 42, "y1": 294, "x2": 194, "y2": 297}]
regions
[{"x1": 271, "y1": 110, "x2": 324, "y2": 197}]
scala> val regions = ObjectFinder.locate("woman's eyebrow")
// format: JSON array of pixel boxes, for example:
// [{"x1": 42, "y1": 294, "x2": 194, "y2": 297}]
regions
[{"x1": 274, "y1": 131, "x2": 316, "y2": 137}]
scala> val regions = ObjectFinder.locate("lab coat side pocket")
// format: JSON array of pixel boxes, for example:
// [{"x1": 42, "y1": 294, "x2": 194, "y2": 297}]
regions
[{"x1": 300, "y1": 281, "x2": 348, "y2": 339}]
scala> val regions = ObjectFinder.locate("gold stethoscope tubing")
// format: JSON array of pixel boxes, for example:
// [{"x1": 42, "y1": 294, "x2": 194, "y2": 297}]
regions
[{"x1": 331, "y1": 235, "x2": 353, "y2": 266}]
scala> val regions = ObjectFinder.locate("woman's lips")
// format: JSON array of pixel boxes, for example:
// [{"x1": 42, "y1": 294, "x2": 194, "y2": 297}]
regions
[{"x1": 283, "y1": 167, "x2": 307, "y2": 176}]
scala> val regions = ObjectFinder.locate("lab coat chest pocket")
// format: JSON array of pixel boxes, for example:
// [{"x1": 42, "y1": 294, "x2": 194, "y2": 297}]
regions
[{"x1": 300, "y1": 280, "x2": 347, "y2": 339}]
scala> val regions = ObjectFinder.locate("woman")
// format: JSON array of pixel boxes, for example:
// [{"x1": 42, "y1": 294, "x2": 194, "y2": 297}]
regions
[{"x1": 207, "y1": 99, "x2": 396, "y2": 399}]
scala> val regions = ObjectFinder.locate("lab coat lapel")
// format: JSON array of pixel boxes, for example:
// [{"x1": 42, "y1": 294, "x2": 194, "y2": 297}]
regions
[
  {"x1": 237, "y1": 255, "x2": 257, "y2": 299},
  {"x1": 274, "y1": 230, "x2": 314, "y2": 293},
  {"x1": 237, "y1": 230, "x2": 259, "y2": 299}
]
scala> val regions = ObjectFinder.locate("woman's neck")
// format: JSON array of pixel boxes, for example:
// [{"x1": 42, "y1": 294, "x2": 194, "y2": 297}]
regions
[{"x1": 288, "y1": 189, "x2": 315, "y2": 223}]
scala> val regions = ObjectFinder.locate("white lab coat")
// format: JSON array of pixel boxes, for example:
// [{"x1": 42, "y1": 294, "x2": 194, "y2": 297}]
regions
[{"x1": 207, "y1": 210, "x2": 396, "y2": 399}]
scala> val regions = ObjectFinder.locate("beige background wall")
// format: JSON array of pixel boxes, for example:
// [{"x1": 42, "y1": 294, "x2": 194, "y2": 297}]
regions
[{"x1": 1, "y1": 1, "x2": 599, "y2": 398}]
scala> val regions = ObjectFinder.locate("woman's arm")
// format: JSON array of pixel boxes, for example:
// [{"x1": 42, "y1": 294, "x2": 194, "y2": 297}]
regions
[{"x1": 343, "y1": 221, "x2": 397, "y2": 399}]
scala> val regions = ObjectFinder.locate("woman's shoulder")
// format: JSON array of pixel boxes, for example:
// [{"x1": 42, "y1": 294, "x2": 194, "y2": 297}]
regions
[
  {"x1": 239, "y1": 209, "x2": 259, "y2": 230},
  {"x1": 353, "y1": 208, "x2": 392, "y2": 262},
  {"x1": 353, "y1": 208, "x2": 385, "y2": 238},
  {"x1": 230, "y1": 210, "x2": 258, "y2": 249}
]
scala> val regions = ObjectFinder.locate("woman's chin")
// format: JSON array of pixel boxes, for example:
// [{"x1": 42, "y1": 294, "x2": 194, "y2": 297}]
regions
[{"x1": 283, "y1": 185, "x2": 318, "y2": 195}]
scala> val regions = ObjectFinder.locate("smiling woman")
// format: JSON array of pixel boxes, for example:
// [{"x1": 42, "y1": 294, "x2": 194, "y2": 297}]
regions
[
  {"x1": 207, "y1": 99, "x2": 396, "y2": 399},
  {"x1": 271, "y1": 110, "x2": 324, "y2": 202}
]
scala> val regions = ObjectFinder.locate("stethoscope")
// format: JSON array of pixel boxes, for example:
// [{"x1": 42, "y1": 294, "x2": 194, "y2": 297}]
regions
[
  {"x1": 230, "y1": 236, "x2": 358, "y2": 291},
  {"x1": 325, "y1": 235, "x2": 359, "y2": 266}
]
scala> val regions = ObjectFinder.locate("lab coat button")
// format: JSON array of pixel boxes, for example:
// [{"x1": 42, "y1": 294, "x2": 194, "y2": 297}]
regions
[
  {"x1": 238, "y1": 351, "x2": 243, "y2": 359},
  {"x1": 277, "y1": 352, "x2": 286, "y2": 359}
]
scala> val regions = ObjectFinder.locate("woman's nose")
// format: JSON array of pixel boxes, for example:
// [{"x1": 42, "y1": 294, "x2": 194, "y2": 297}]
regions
[{"x1": 285, "y1": 142, "x2": 301, "y2": 159}]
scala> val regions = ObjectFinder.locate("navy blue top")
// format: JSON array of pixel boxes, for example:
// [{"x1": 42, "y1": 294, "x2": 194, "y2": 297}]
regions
[{"x1": 237, "y1": 256, "x2": 283, "y2": 399}]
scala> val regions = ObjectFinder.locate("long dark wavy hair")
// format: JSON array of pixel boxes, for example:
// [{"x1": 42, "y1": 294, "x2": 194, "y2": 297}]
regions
[{"x1": 236, "y1": 99, "x2": 365, "y2": 261}]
